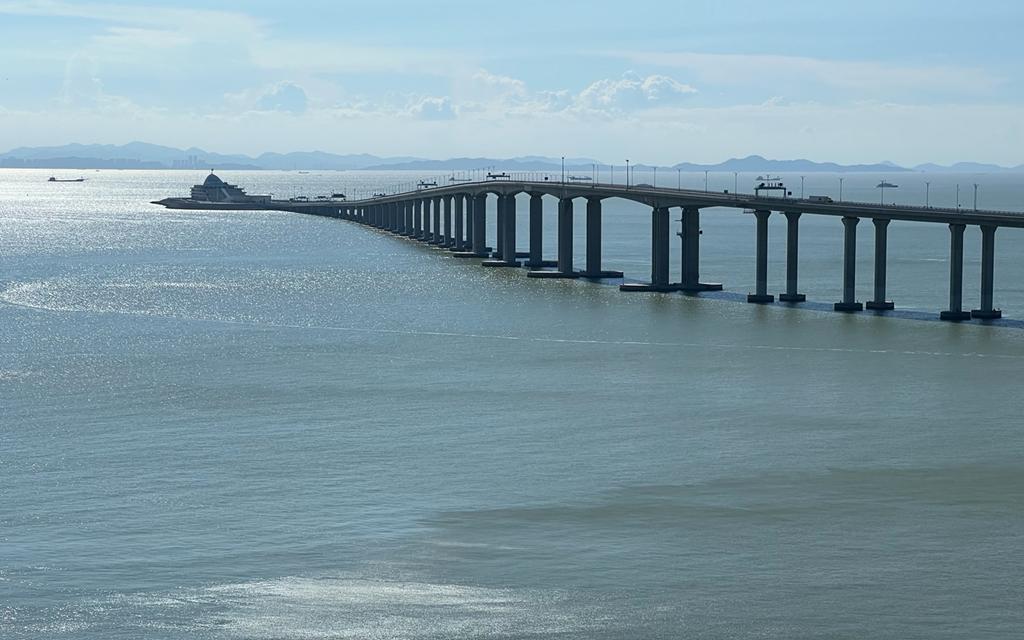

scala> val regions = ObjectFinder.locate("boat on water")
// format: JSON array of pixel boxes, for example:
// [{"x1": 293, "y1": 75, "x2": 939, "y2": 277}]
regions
[
  {"x1": 877, "y1": 181, "x2": 899, "y2": 188},
  {"x1": 48, "y1": 176, "x2": 86, "y2": 182},
  {"x1": 151, "y1": 172, "x2": 272, "y2": 209}
]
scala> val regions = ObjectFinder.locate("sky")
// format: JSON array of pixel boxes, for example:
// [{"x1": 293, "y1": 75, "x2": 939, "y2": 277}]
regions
[{"x1": 1, "y1": 0, "x2": 1022, "y2": 165}]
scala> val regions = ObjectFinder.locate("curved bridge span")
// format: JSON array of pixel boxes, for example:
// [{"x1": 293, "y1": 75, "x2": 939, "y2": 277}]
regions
[{"x1": 197, "y1": 179, "x2": 1024, "y2": 320}]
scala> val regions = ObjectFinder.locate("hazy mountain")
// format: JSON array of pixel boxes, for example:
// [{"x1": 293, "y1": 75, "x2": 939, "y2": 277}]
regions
[
  {"x1": 670, "y1": 155, "x2": 914, "y2": 173},
  {"x1": 2, "y1": 143, "x2": 1020, "y2": 173},
  {"x1": 0, "y1": 142, "x2": 419, "y2": 170}
]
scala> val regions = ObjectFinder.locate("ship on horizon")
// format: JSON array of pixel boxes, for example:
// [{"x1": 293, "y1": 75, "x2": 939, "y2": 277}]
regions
[{"x1": 152, "y1": 172, "x2": 272, "y2": 209}]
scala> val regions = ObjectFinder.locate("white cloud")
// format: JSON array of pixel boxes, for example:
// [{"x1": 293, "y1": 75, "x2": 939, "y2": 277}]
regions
[
  {"x1": 408, "y1": 96, "x2": 456, "y2": 120},
  {"x1": 255, "y1": 83, "x2": 308, "y2": 113},
  {"x1": 576, "y1": 72, "x2": 698, "y2": 111},
  {"x1": 614, "y1": 51, "x2": 1005, "y2": 96}
]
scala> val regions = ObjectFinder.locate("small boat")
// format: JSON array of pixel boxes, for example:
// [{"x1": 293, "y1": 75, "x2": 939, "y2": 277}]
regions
[
  {"x1": 48, "y1": 176, "x2": 86, "y2": 182},
  {"x1": 876, "y1": 181, "x2": 898, "y2": 188}
]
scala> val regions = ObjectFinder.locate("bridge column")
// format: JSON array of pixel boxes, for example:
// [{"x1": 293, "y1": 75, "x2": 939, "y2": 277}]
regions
[
  {"x1": 443, "y1": 195, "x2": 454, "y2": 247},
  {"x1": 472, "y1": 194, "x2": 488, "y2": 256},
  {"x1": 530, "y1": 197, "x2": 579, "y2": 278},
  {"x1": 412, "y1": 200, "x2": 423, "y2": 238},
  {"x1": 866, "y1": 219, "x2": 894, "y2": 310},
  {"x1": 778, "y1": 212, "x2": 805, "y2": 302},
  {"x1": 834, "y1": 216, "x2": 863, "y2": 312},
  {"x1": 388, "y1": 203, "x2": 397, "y2": 232},
  {"x1": 404, "y1": 201, "x2": 413, "y2": 235},
  {"x1": 747, "y1": 210, "x2": 774, "y2": 303},
  {"x1": 494, "y1": 194, "x2": 505, "y2": 258},
  {"x1": 430, "y1": 197, "x2": 443, "y2": 244},
  {"x1": 451, "y1": 194, "x2": 464, "y2": 251},
  {"x1": 972, "y1": 225, "x2": 1001, "y2": 319},
  {"x1": 463, "y1": 194, "x2": 474, "y2": 250},
  {"x1": 524, "y1": 193, "x2": 545, "y2": 268},
  {"x1": 941, "y1": 223, "x2": 971, "y2": 321},
  {"x1": 580, "y1": 197, "x2": 623, "y2": 279},
  {"x1": 679, "y1": 207, "x2": 721, "y2": 292},
  {"x1": 484, "y1": 194, "x2": 520, "y2": 267},
  {"x1": 620, "y1": 206, "x2": 676, "y2": 291}
]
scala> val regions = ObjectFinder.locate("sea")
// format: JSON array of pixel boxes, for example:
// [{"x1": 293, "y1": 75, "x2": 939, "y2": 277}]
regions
[{"x1": 3, "y1": 168, "x2": 1024, "y2": 639}]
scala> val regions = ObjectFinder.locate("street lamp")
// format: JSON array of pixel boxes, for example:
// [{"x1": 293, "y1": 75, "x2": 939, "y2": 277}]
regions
[
  {"x1": 677, "y1": 168, "x2": 681, "y2": 190},
  {"x1": 626, "y1": 159, "x2": 630, "y2": 189},
  {"x1": 839, "y1": 177, "x2": 844, "y2": 201},
  {"x1": 956, "y1": 184, "x2": 961, "y2": 209},
  {"x1": 974, "y1": 183, "x2": 979, "y2": 211},
  {"x1": 800, "y1": 175, "x2": 805, "y2": 199},
  {"x1": 704, "y1": 169, "x2": 708, "y2": 193},
  {"x1": 734, "y1": 171, "x2": 738, "y2": 194},
  {"x1": 925, "y1": 181, "x2": 930, "y2": 207},
  {"x1": 653, "y1": 166, "x2": 657, "y2": 188},
  {"x1": 561, "y1": 156, "x2": 565, "y2": 184}
]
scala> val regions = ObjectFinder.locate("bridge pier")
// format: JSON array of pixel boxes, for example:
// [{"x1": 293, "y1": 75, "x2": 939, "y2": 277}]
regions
[
  {"x1": 443, "y1": 195, "x2": 454, "y2": 247},
  {"x1": 865, "y1": 218, "x2": 894, "y2": 310},
  {"x1": 580, "y1": 197, "x2": 623, "y2": 279},
  {"x1": 834, "y1": 216, "x2": 864, "y2": 312},
  {"x1": 523, "y1": 193, "x2": 549, "y2": 268},
  {"x1": 450, "y1": 194, "x2": 464, "y2": 251},
  {"x1": 430, "y1": 196, "x2": 443, "y2": 244},
  {"x1": 462, "y1": 194, "x2": 474, "y2": 250},
  {"x1": 494, "y1": 195, "x2": 505, "y2": 258},
  {"x1": 620, "y1": 206, "x2": 678, "y2": 292},
  {"x1": 529, "y1": 197, "x2": 579, "y2": 278},
  {"x1": 972, "y1": 225, "x2": 1001, "y2": 319},
  {"x1": 778, "y1": 211, "x2": 805, "y2": 302},
  {"x1": 747, "y1": 210, "x2": 774, "y2": 303},
  {"x1": 412, "y1": 199, "x2": 423, "y2": 239},
  {"x1": 389, "y1": 202, "x2": 399, "y2": 233},
  {"x1": 940, "y1": 223, "x2": 971, "y2": 321},
  {"x1": 483, "y1": 194, "x2": 520, "y2": 267},
  {"x1": 679, "y1": 206, "x2": 721, "y2": 292},
  {"x1": 472, "y1": 194, "x2": 488, "y2": 256}
]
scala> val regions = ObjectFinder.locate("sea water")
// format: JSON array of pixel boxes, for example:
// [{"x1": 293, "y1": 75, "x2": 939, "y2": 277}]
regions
[{"x1": 2, "y1": 168, "x2": 1024, "y2": 638}]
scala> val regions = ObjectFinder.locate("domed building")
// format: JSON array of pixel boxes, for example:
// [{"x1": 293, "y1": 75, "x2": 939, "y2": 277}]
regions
[{"x1": 190, "y1": 172, "x2": 270, "y2": 204}]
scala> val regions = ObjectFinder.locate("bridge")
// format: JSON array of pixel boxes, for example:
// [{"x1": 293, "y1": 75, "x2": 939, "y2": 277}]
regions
[{"x1": 202, "y1": 179, "x2": 1024, "y2": 321}]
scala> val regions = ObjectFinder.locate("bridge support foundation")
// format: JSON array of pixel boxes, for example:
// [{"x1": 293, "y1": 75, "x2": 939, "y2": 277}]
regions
[
  {"x1": 529, "y1": 197, "x2": 579, "y2": 278},
  {"x1": 580, "y1": 197, "x2": 623, "y2": 279},
  {"x1": 747, "y1": 210, "x2": 774, "y2": 303},
  {"x1": 866, "y1": 218, "x2": 895, "y2": 310},
  {"x1": 680, "y1": 206, "x2": 721, "y2": 292},
  {"x1": 450, "y1": 195, "x2": 464, "y2": 251},
  {"x1": 483, "y1": 194, "x2": 520, "y2": 267},
  {"x1": 835, "y1": 216, "x2": 864, "y2": 312},
  {"x1": 522, "y1": 193, "x2": 553, "y2": 268},
  {"x1": 621, "y1": 206, "x2": 679, "y2": 292},
  {"x1": 429, "y1": 197, "x2": 443, "y2": 244},
  {"x1": 972, "y1": 225, "x2": 1001, "y2": 319},
  {"x1": 778, "y1": 211, "x2": 805, "y2": 302},
  {"x1": 941, "y1": 223, "x2": 972, "y2": 321}
]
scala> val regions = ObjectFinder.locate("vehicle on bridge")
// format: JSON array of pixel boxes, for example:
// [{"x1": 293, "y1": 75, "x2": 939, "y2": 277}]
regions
[
  {"x1": 487, "y1": 172, "x2": 510, "y2": 180},
  {"x1": 808, "y1": 195, "x2": 834, "y2": 203}
]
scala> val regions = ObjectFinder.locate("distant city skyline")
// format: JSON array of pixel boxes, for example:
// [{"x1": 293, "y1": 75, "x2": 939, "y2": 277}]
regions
[{"x1": 1, "y1": 0, "x2": 1022, "y2": 165}]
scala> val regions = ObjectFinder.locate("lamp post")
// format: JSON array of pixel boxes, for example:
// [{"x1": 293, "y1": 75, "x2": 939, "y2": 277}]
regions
[
  {"x1": 653, "y1": 166, "x2": 657, "y2": 188},
  {"x1": 561, "y1": 156, "x2": 565, "y2": 184},
  {"x1": 704, "y1": 169, "x2": 708, "y2": 193},
  {"x1": 956, "y1": 184, "x2": 960, "y2": 209},
  {"x1": 880, "y1": 180, "x2": 885, "y2": 205},
  {"x1": 925, "y1": 181, "x2": 930, "y2": 207},
  {"x1": 734, "y1": 171, "x2": 738, "y2": 194},
  {"x1": 973, "y1": 183, "x2": 978, "y2": 211},
  {"x1": 677, "y1": 168, "x2": 681, "y2": 190},
  {"x1": 839, "y1": 177, "x2": 844, "y2": 201},
  {"x1": 626, "y1": 159, "x2": 630, "y2": 189}
]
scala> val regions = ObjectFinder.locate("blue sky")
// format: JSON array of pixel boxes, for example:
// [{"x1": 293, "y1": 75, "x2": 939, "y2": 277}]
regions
[{"x1": 1, "y1": 0, "x2": 1022, "y2": 164}]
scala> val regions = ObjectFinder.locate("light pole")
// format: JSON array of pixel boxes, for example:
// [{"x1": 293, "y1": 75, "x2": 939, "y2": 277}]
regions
[
  {"x1": 704, "y1": 169, "x2": 708, "y2": 193},
  {"x1": 839, "y1": 177, "x2": 844, "y2": 201},
  {"x1": 653, "y1": 166, "x2": 657, "y2": 188},
  {"x1": 626, "y1": 159, "x2": 630, "y2": 189},
  {"x1": 561, "y1": 156, "x2": 565, "y2": 184},
  {"x1": 880, "y1": 180, "x2": 885, "y2": 205},
  {"x1": 733, "y1": 171, "x2": 738, "y2": 194},
  {"x1": 973, "y1": 183, "x2": 978, "y2": 211},
  {"x1": 956, "y1": 184, "x2": 960, "y2": 209},
  {"x1": 925, "y1": 181, "x2": 930, "y2": 207},
  {"x1": 800, "y1": 175, "x2": 805, "y2": 199},
  {"x1": 677, "y1": 168, "x2": 681, "y2": 190}
]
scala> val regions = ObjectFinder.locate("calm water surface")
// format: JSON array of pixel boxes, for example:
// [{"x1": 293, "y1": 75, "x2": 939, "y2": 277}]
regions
[{"x1": 2, "y1": 169, "x2": 1024, "y2": 638}]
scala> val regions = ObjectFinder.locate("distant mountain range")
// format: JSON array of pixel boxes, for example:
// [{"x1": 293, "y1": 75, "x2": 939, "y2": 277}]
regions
[{"x1": 1, "y1": 143, "x2": 1021, "y2": 173}]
